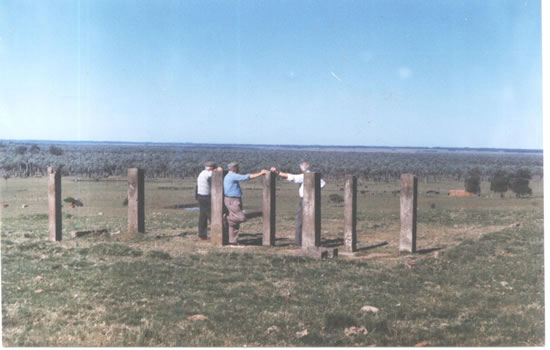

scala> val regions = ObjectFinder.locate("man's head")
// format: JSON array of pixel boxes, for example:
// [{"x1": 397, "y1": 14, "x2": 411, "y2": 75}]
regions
[
  {"x1": 228, "y1": 162, "x2": 239, "y2": 173},
  {"x1": 299, "y1": 162, "x2": 310, "y2": 173},
  {"x1": 205, "y1": 161, "x2": 216, "y2": 170}
]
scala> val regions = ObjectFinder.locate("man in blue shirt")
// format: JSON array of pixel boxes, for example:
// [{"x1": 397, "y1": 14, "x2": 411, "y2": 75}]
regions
[{"x1": 224, "y1": 162, "x2": 267, "y2": 245}]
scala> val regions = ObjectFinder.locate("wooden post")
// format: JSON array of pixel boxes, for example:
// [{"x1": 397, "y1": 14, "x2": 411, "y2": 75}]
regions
[
  {"x1": 262, "y1": 171, "x2": 276, "y2": 246},
  {"x1": 302, "y1": 172, "x2": 321, "y2": 249},
  {"x1": 128, "y1": 168, "x2": 145, "y2": 234},
  {"x1": 211, "y1": 170, "x2": 227, "y2": 245},
  {"x1": 48, "y1": 167, "x2": 62, "y2": 241},
  {"x1": 344, "y1": 175, "x2": 357, "y2": 252},
  {"x1": 400, "y1": 174, "x2": 418, "y2": 253}
]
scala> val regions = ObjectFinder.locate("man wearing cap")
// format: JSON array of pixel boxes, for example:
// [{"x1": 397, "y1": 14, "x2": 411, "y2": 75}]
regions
[
  {"x1": 270, "y1": 162, "x2": 326, "y2": 246},
  {"x1": 196, "y1": 161, "x2": 222, "y2": 240},
  {"x1": 223, "y1": 162, "x2": 268, "y2": 245}
]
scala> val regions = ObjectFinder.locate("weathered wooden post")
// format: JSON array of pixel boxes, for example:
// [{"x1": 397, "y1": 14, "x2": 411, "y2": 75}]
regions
[
  {"x1": 48, "y1": 167, "x2": 62, "y2": 241},
  {"x1": 262, "y1": 170, "x2": 276, "y2": 246},
  {"x1": 211, "y1": 169, "x2": 227, "y2": 245},
  {"x1": 128, "y1": 168, "x2": 145, "y2": 234},
  {"x1": 302, "y1": 172, "x2": 321, "y2": 249},
  {"x1": 400, "y1": 174, "x2": 418, "y2": 253},
  {"x1": 344, "y1": 175, "x2": 357, "y2": 252}
]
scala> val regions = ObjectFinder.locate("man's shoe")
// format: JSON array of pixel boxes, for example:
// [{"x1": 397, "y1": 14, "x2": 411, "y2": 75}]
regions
[{"x1": 198, "y1": 236, "x2": 210, "y2": 241}]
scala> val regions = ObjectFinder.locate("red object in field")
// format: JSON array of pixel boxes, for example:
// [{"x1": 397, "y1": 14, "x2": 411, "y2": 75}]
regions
[
  {"x1": 2, "y1": 203, "x2": 8, "y2": 208},
  {"x1": 448, "y1": 189, "x2": 471, "y2": 197}
]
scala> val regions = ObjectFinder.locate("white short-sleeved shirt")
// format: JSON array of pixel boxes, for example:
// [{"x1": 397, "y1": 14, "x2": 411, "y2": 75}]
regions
[
  {"x1": 196, "y1": 169, "x2": 213, "y2": 195},
  {"x1": 287, "y1": 172, "x2": 326, "y2": 198}
]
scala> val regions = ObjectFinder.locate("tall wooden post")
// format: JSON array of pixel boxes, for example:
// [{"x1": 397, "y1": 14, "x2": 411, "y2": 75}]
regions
[
  {"x1": 262, "y1": 171, "x2": 276, "y2": 246},
  {"x1": 400, "y1": 174, "x2": 418, "y2": 253},
  {"x1": 344, "y1": 175, "x2": 357, "y2": 252},
  {"x1": 48, "y1": 167, "x2": 62, "y2": 241},
  {"x1": 302, "y1": 172, "x2": 321, "y2": 249},
  {"x1": 211, "y1": 170, "x2": 227, "y2": 245},
  {"x1": 128, "y1": 168, "x2": 145, "y2": 234}
]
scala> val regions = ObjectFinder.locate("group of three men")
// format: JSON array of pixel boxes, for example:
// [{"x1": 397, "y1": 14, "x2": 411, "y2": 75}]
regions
[{"x1": 196, "y1": 161, "x2": 325, "y2": 246}]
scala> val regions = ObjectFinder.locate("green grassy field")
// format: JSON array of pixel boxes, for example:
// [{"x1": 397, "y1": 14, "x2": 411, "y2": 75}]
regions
[{"x1": 0, "y1": 176, "x2": 544, "y2": 346}]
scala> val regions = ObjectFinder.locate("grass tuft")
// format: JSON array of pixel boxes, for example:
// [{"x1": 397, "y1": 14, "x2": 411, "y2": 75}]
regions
[
  {"x1": 87, "y1": 243, "x2": 143, "y2": 257},
  {"x1": 146, "y1": 250, "x2": 172, "y2": 260},
  {"x1": 324, "y1": 313, "x2": 357, "y2": 331}
]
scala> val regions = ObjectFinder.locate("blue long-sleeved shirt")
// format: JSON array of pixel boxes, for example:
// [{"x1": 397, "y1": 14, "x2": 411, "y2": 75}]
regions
[{"x1": 223, "y1": 171, "x2": 251, "y2": 197}]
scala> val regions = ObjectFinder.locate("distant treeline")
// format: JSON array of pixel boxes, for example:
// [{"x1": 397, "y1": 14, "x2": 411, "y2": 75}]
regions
[{"x1": 0, "y1": 141, "x2": 543, "y2": 182}]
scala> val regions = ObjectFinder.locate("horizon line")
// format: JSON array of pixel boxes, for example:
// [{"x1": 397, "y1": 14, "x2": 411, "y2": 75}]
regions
[{"x1": 0, "y1": 138, "x2": 543, "y2": 152}]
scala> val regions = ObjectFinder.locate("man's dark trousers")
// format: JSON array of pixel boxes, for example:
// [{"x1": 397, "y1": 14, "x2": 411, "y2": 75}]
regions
[
  {"x1": 295, "y1": 199, "x2": 303, "y2": 245},
  {"x1": 197, "y1": 194, "x2": 211, "y2": 238}
]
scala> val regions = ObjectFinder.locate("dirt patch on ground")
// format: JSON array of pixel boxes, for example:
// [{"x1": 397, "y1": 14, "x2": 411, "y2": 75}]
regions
[{"x1": 60, "y1": 217, "x2": 514, "y2": 268}]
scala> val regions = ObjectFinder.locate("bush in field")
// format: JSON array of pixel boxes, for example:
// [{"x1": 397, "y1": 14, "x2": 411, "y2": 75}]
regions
[
  {"x1": 509, "y1": 168, "x2": 532, "y2": 197},
  {"x1": 63, "y1": 197, "x2": 83, "y2": 207},
  {"x1": 464, "y1": 167, "x2": 481, "y2": 194},
  {"x1": 29, "y1": 145, "x2": 40, "y2": 153},
  {"x1": 48, "y1": 145, "x2": 64, "y2": 156},
  {"x1": 329, "y1": 193, "x2": 344, "y2": 203},
  {"x1": 490, "y1": 170, "x2": 509, "y2": 198},
  {"x1": 2, "y1": 173, "x2": 9, "y2": 188}
]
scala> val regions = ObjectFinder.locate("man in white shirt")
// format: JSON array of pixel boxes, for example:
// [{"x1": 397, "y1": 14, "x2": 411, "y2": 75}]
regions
[
  {"x1": 196, "y1": 161, "x2": 221, "y2": 240},
  {"x1": 271, "y1": 162, "x2": 326, "y2": 246}
]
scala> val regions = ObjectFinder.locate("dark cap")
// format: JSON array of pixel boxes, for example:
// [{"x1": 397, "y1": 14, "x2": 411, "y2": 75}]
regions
[{"x1": 205, "y1": 161, "x2": 216, "y2": 168}]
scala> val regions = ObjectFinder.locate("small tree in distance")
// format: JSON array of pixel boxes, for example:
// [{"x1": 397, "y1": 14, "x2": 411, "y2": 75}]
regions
[
  {"x1": 490, "y1": 170, "x2": 509, "y2": 198},
  {"x1": 464, "y1": 167, "x2": 481, "y2": 194},
  {"x1": 15, "y1": 146, "x2": 27, "y2": 155},
  {"x1": 2, "y1": 173, "x2": 9, "y2": 189},
  {"x1": 29, "y1": 145, "x2": 41, "y2": 154},
  {"x1": 48, "y1": 145, "x2": 64, "y2": 156},
  {"x1": 509, "y1": 168, "x2": 532, "y2": 198}
]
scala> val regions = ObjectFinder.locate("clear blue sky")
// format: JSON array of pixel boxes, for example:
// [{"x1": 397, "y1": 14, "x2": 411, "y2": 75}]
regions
[{"x1": 0, "y1": 0, "x2": 543, "y2": 149}]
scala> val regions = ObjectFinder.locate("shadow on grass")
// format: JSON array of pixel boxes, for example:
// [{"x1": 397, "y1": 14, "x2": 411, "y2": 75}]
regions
[
  {"x1": 238, "y1": 233, "x2": 263, "y2": 246},
  {"x1": 321, "y1": 238, "x2": 344, "y2": 248},
  {"x1": 237, "y1": 233, "x2": 298, "y2": 247},
  {"x1": 274, "y1": 237, "x2": 297, "y2": 248},
  {"x1": 356, "y1": 241, "x2": 389, "y2": 252},
  {"x1": 153, "y1": 231, "x2": 193, "y2": 240},
  {"x1": 416, "y1": 247, "x2": 443, "y2": 254},
  {"x1": 163, "y1": 203, "x2": 199, "y2": 209},
  {"x1": 244, "y1": 211, "x2": 263, "y2": 219}
]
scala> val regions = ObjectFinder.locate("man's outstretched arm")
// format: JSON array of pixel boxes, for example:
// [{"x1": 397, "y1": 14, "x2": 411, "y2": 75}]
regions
[{"x1": 249, "y1": 169, "x2": 268, "y2": 180}]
